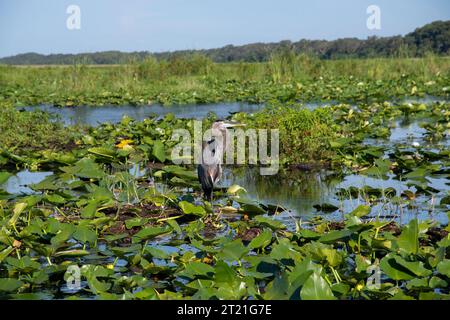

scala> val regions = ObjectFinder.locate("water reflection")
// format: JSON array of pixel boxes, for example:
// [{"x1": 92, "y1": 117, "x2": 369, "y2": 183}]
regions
[{"x1": 221, "y1": 167, "x2": 341, "y2": 217}]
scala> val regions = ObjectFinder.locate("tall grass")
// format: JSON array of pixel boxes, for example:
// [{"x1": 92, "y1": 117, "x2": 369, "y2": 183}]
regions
[{"x1": 0, "y1": 52, "x2": 448, "y2": 104}]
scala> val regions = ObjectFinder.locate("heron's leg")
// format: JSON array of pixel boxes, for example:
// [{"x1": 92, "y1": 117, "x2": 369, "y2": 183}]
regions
[{"x1": 205, "y1": 188, "x2": 212, "y2": 202}]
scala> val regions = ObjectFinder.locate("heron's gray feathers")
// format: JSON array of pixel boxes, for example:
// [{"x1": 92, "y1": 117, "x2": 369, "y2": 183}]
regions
[{"x1": 197, "y1": 164, "x2": 213, "y2": 191}]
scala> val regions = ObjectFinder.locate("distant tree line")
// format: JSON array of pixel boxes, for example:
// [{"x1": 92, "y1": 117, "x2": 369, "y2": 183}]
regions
[{"x1": 1, "y1": 20, "x2": 449, "y2": 65}]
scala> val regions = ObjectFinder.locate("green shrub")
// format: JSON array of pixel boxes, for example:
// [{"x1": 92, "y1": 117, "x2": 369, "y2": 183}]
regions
[{"x1": 0, "y1": 104, "x2": 76, "y2": 154}]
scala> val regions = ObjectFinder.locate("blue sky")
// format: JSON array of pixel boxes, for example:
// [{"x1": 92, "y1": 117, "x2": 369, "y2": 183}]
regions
[{"x1": 0, "y1": 0, "x2": 449, "y2": 58}]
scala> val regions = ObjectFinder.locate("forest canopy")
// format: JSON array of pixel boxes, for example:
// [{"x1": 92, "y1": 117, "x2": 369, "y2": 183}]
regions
[{"x1": 1, "y1": 20, "x2": 449, "y2": 65}]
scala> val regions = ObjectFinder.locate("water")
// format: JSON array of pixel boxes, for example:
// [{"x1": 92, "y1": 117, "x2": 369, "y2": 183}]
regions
[
  {"x1": 1, "y1": 170, "x2": 53, "y2": 194},
  {"x1": 21, "y1": 102, "x2": 266, "y2": 126}
]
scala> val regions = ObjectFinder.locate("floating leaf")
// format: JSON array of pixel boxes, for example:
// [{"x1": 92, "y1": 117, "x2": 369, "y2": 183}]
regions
[
  {"x1": 350, "y1": 205, "x2": 371, "y2": 218},
  {"x1": 178, "y1": 201, "x2": 206, "y2": 216},
  {"x1": 248, "y1": 229, "x2": 273, "y2": 249},
  {"x1": 313, "y1": 203, "x2": 339, "y2": 213},
  {"x1": 380, "y1": 253, "x2": 415, "y2": 281},
  {"x1": 132, "y1": 225, "x2": 171, "y2": 243},
  {"x1": 152, "y1": 140, "x2": 166, "y2": 162},
  {"x1": 227, "y1": 184, "x2": 247, "y2": 195},
  {"x1": 397, "y1": 219, "x2": 419, "y2": 255},
  {"x1": 217, "y1": 239, "x2": 249, "y2": 262},
  {"x1": 437, "y1": 259, "x2": 450, "y2": 277},
  {"x1": 300, "y1": 271, "x2": 336, "y2": 300},
  {"x1": 0, "y1": 278, "x2": 24, "y2": 292},
  {"x1": 9, "y1": 202, "x2": 28, "y2": 227},
  {"x1": 73, "y1": 226, "x2": 97, "y2": 245}
]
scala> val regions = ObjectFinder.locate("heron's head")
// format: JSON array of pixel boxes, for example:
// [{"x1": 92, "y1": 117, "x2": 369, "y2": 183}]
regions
[
  {"x1": 211, "y1": 120, "x2": 245, "y2": 133},
  {"x1": 202, "y1": 121, "x2": 245, "y2": 159}
]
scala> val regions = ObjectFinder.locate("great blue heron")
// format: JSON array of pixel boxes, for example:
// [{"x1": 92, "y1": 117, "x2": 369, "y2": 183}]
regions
[{"x1": 197, "y1": 120, "x2": 242, "y2": 201}]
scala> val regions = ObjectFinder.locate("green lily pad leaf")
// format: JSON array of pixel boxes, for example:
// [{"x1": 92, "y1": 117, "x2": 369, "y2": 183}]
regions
[
  {"x1": 319, "y1": 229, "x2": 353, "y2": 243},
  {"x1": 53, "y1": 249, "x2": 90, "y2": 257},
  {"x1": 162, "y1": 166, "x2": 198, "y2": 180},
  {"x1": 313, "y1": 203, "x2": 339, "y2": 213},
  {"x1": 61, "y1": 158, "x2": 105, "y2": 179},
  {"x1": 214, "y1": 261, "x2": 236, "y2": 284},
  {"x1": 406, "y1": 278, "x2": 429, "y2": 290},
  {"x1": 73, "y1": 226, "x2": 97, "y2": 245},
  {"x1": 248, "y1": 229, "x2": 273, "y2": 249},
  {"x1": 270, "y1": 238, "x2": 302, "y2": 261},
  {"x1": 350, "y1": 205, "x2": 371, "y2": 218},
  {"x1": 0, "y1": 278, "x2": 24, "y2": 292},
  {"x1": 254, "y1": 216, "x2": 286, "y2": 230},
  {"x1": 388, "y1": 291, "x2": 416, "y2": 300},
  {"x1": 51, "y1": 224, "x2": 75, "y2": 245},
  {"x1": 152, "y1": 140, "x2": 166, "y2": 162},
  {"x1": 393, "y1": 256, "x2": 432, "y2": 277},
  {"x1": 319, "y1": 248, "x2": 343, "y2": 267},
  {"x1": 0, "y1": 246, "x2": 14, "y2": 264},
  {"x1": 404, "y1": 168, "x2": 429, "y2": 181},
  {"x1": 186, "y1": 279, "x2": 215, "y2": 290},
  {"x1": 429, "y1": 276, "x2": 448, "y2": 289},
  {"x1": 437, "y1": 259, "x2": 450, "y2": 277},
  {"x1": 361, "y1": 159, "x2": 391, "y2": 178},
  {"x1": 298, "y1": 229, "x2": 321, "y2": 240},
  {"x1": 355, "y1": 255, "x2": 371, "y2": 273},
  {"x1": 331, "y1": 283, "x2": 350, "y2": 297},
  {"x1": 264, "y1": 272, "x2": 290, "y2": 300},
  {"x1": 88, "y1": 147, "x2": 116, "y2": 159},
  {"x1": 227, "y1": 184, "x2": 247, "y2": 195},
  {"x1": 132, "y1": 225, "x2": 172, "y2": 243},
  {"x1": 179, "y1": 201, "x2": 206, "y2": 216},
  {"x1": 397, "y1": 219, "x2": 419, "y2": 255},
  {"x1": 80, "y1": 265, "x2": 113, "y2": 294},
  {"x1": 0, "y1": 172, "x2": 12, "y2": 185},
  {"x1": 234, "y1": 197, "x2": 266, "y2": 215},
  {"x1": 5, "y1": 256, "x2": 40, "y2": 272},
  {"x1": 145, "y1": 246, "x2": 174, "y2": 259},
  {"x1": 183, "y1": 262, "x2": 215, "y2": 278},
  {"x1": 44, "y1": 194, "x2": 66, "y2": 204},
  {"x1": 300, "y1": 271, "x2": 336, "y2": 300},
  {"x1": 80, "y1": 201, "x2": 99, "y2": 219},
  {"x1": 125, "y1": 217, "x2": 149, "y2": 229},
  {"x1": 380, "y1": 253, "x2": 415, "y2": 280},
  {"x1": 9, "y1": 202, "x2": 28, "y2": 227},
  {"x1": 217, "y1": 239, "x2": 249, "y2": 261}
]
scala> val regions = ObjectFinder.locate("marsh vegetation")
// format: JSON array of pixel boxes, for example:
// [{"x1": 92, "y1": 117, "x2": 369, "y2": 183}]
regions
[{"x1": 0, "y1": 54, "x2": 449, "y2": 300}]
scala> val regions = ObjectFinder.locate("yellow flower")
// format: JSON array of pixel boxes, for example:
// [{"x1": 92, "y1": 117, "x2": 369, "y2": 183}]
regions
[
  {"x1": 116, "y1": 139, "x2": 133, "y2": 150},
  {"x1": 202, "y1": 257, "x2": 213, "y2": 264},
  {"x1": 356, "y1": 282, "x2": 364, "y2": 291}
]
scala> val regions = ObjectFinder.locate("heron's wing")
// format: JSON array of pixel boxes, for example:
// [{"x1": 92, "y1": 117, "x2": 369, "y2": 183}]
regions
[
  {"x1": 210, "y1": 165, "x2": 222, "y2": 184},
  {"x1": 197, "y1": 164, "x2": 214, "y2": 191}
]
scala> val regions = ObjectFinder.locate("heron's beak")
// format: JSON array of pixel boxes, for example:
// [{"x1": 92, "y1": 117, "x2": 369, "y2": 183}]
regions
[{"x1": 223, "y1": 121, "x2": 246, "y2": 128}]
